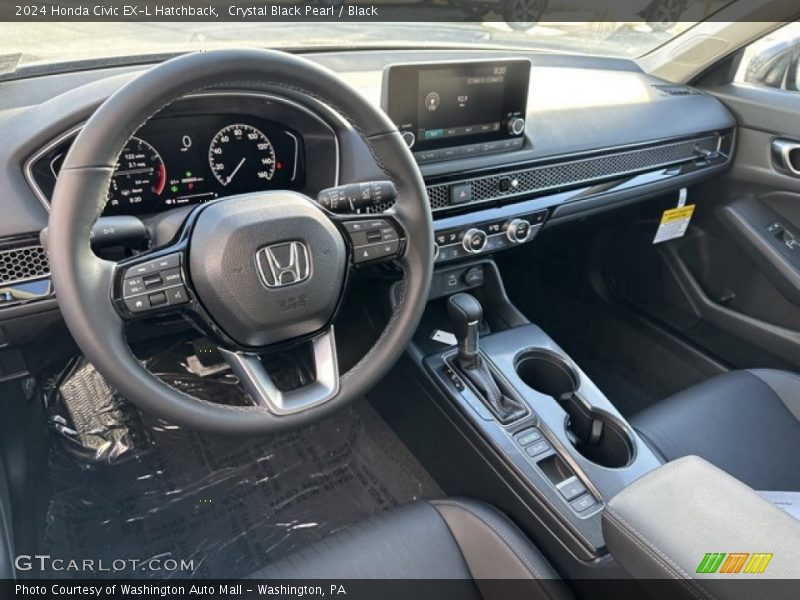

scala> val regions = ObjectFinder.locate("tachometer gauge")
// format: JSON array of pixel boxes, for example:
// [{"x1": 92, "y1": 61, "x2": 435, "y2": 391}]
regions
[
  {"x1": 208, "y1": 124, "x2": 276, "y2": 187},
  {"x1": 108, "y1": 137, "x2": 166, "y2": 211}
]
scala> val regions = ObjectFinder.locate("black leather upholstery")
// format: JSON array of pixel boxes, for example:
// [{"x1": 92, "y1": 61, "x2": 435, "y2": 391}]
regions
[
  {"x1": 250, "y1": 498, "x2": 571, "y2": 599},
  {"x1": 632, "y1": 369, "x2": 800, "y2": 491}
]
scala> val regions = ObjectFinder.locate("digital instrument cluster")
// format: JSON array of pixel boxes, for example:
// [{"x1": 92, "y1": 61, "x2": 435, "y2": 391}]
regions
[{"x1": 32, "y1": 113, "x2": 306, "y2": 217}]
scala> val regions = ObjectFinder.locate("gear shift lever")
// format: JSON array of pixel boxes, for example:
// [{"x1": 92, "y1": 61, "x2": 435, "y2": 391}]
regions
[
  {"x1": 447, "y1": 293, "x2": 482, "y2": 368},
  {"x1": 447, "y1": 293, "x2": 526, "y2": 423}
]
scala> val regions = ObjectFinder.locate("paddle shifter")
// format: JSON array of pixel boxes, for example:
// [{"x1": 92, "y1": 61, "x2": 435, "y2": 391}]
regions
[{"x1": 447, "y1": 293, "x2": 526, "y2": 423}]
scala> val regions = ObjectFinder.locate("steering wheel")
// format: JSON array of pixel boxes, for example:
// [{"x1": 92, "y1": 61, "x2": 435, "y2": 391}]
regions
[{"x1": 47, "y1": 49, "x2": 433, "y2": 435}]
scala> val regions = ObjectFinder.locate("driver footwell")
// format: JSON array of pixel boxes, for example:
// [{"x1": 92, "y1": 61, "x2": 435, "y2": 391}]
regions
[{"x1": 36, "y1": 356, "x2": 442, "y2": 579}]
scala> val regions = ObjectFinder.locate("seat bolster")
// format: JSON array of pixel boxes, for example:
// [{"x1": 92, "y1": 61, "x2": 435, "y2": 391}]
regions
[
  {"x1": 749, "y1": 369, "x2": 800, "y2": 421},
  {"x1": 430, "y1": 498, "x2": 572, "y2": 600},
  {"x1": 248, "y1": 501, "x2": 474, "y2": 580}
]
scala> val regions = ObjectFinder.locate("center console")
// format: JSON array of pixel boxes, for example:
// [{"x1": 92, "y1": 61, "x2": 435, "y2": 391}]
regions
[
  {"x1": 376, "y1": 56, "x2": 731, "y2": 562},
  {"x1": 391, "y1": 259, "x2": 662, "y2": 561}
]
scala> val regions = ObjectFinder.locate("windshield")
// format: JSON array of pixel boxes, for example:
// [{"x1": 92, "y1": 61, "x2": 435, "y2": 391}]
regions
[{"x1": 0, "y1": 19, "x2": 707, "y2": 76}]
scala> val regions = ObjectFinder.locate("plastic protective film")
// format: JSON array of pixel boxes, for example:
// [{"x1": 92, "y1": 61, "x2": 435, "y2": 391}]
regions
[{"x1": 41, "y1": 341, "x2": 441, "y2": 579}]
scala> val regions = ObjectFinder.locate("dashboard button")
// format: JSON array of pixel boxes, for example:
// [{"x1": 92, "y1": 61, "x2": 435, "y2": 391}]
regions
[
  {"x1": 462, "y1": 228, "x2": 488, "y2": 254},
  {"x1": 441, "y1": 147, "x2": 460, "y2": 160},
  {"x1": 463, "y1": 266, "x2": 484, "y2": 286},
  {"x1": 450, "y1": 183, "x2": 472, "y2": 205},
  {"x1": 525, "y1": 440, "x2": 551, "y2": 457},
  {"x1": 506, "y1": 219, "x2": 531, "y2": 243},
  {"x1": 509, "y1": 118, "x2": 526, "y2": 135},
  {"x1": 515, "y1": 428, "x2": 542, "y2": 446},
  {"x1": 558, "y1": 478, "x2": 588, "y2": 502},
  {"x1": 570, "y1": 494, "x2": 596, "y2": 513}
]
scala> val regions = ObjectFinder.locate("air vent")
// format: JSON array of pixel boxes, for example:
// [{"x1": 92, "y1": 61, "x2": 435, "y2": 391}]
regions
[
  {"x1": 0, "y1": 242, "x2": 50, "y2": 286},
  {"x1": 653, "y1": 85, "x2": 701, "y2": 97}
]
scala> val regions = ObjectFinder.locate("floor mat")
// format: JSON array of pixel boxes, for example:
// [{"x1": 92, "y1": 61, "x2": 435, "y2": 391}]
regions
[{"x1": 41, "y1": 358, "x2": 442, "y2": 580}]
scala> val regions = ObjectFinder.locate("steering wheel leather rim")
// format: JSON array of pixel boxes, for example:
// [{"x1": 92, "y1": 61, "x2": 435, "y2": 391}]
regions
[{"x1": 47, "y1": 49, "x2": 433, "y2": 435}]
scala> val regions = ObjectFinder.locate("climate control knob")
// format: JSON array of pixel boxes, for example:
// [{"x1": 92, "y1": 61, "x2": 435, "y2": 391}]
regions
[
  {"x1": 506, "y1": 219, "x2": 531, "y2": 243},
  {"x1": 508, "y1": 118, "x2": 526, "y2": 136},
  {"x1": 462, "y1": 228, "x2": 488, "y2": 254}
]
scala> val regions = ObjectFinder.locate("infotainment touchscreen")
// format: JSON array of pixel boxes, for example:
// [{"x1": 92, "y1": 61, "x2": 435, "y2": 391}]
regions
[{"x1": 382, "y1": 59, "x2": 530, "y2": 162}]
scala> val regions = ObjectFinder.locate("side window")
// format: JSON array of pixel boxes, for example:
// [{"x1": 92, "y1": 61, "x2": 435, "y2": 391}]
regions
[{"x1": 736, "y1": 22, "x2": 800, "y2": 93}]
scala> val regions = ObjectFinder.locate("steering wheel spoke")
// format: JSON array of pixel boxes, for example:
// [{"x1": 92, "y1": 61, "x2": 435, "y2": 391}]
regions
[
  {"x1": 113, "y1": 243, "x2": 193, "y2": 320},
  {"x1": 330, "y1": 212, "x2": 408, "y2": 268},
  {"x1": 219, "y1": 327, "x2": 340, "y2": 414}
]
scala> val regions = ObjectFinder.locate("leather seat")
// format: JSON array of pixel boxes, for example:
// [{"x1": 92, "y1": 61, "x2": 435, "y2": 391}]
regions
[
  {"x1": 632, "y1": 369, "x2": 800, "y2": 491},
  {"x1": 250, "y1": 498, "x2": 571, "y2": 598}
]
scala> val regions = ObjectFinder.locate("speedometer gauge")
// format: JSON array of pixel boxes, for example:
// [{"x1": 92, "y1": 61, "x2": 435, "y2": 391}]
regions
[
  {"x1": 208, "y1": 124, "x2": 276, "y2": 187},
  {"x1": 108, "y1": 137, "x2": 166, "y2": 211}
]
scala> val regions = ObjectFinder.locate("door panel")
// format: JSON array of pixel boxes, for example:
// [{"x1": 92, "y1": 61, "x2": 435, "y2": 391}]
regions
[{"x1": 606, "y1": 79, "x2": 800, "y2": 370}]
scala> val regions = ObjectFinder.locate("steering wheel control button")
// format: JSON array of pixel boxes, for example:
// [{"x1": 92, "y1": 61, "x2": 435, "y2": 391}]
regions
[
  {"x1": 167, "y1": 286, "x2": 189, "y2": 305},
  {"x1": 462, "y1": 228, "x2": 488, "y2": 254},
  {"x1": 124, "y1": 295, "x2": 151, "y2": 313},
  {"x1": 318, "y1": 181, "x2": 397, "y2": 213},
  {"x1": 123, "y1": 277, "x2": 146, "y2": 298},
  {"x1": 148, "y1": 291, "x2": 168, "y2": 307},
  {"x1": 161, "y1": 268, "x2": 183, "y2": 286},
  {"x1": 354, "y1": 244, "x2": 380, "y2": 264},
  {"x1": 143, "y1": 273, "x2": 163, "y2": 289},
  {"x1": 450, "y1": 182, "x2": 473, "y2": 205},
  {"x1": 345, "y1": 218, "x2": 402, "y2": 265}
]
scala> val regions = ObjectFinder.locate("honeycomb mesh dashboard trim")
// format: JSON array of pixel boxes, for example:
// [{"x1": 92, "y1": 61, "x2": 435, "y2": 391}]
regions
[
  {"x1": 0, "y1": 242, "x2": 50, "y2": 286},
  {"x1": 364, "y1": 133, "x2": 724, "y2": 214},
  {"x1": 425, "y1": 134, "x2": 721, "y2": 212}
]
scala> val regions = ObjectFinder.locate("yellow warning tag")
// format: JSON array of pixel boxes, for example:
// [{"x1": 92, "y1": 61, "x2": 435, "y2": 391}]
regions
[{"x1": 653, "y1": 204, "x2": 695, "y2": 244}]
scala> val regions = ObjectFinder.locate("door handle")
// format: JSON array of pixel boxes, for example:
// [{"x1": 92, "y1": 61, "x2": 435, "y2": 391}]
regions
[{"x1": 771, "y1": 139, "x2": 800, "y2": 176}]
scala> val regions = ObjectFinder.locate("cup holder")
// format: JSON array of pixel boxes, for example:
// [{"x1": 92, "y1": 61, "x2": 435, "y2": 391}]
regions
[
  {"x1": 515, "y1": 350, "x2": 579, "y2": 398},
  {"x1": 514, "y1": 350, "x2": 634, "y2": 469}
]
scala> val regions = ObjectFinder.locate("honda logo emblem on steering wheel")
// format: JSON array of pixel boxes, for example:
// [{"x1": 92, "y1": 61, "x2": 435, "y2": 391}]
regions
[{"x1": 256, "y1": 241, "x2": 311, "y2": 288}]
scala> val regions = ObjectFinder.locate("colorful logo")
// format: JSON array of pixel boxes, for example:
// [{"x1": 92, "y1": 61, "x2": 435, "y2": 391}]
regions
[{"x1": 696, "y1": 553, "x2": 773, "y2": 574}]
